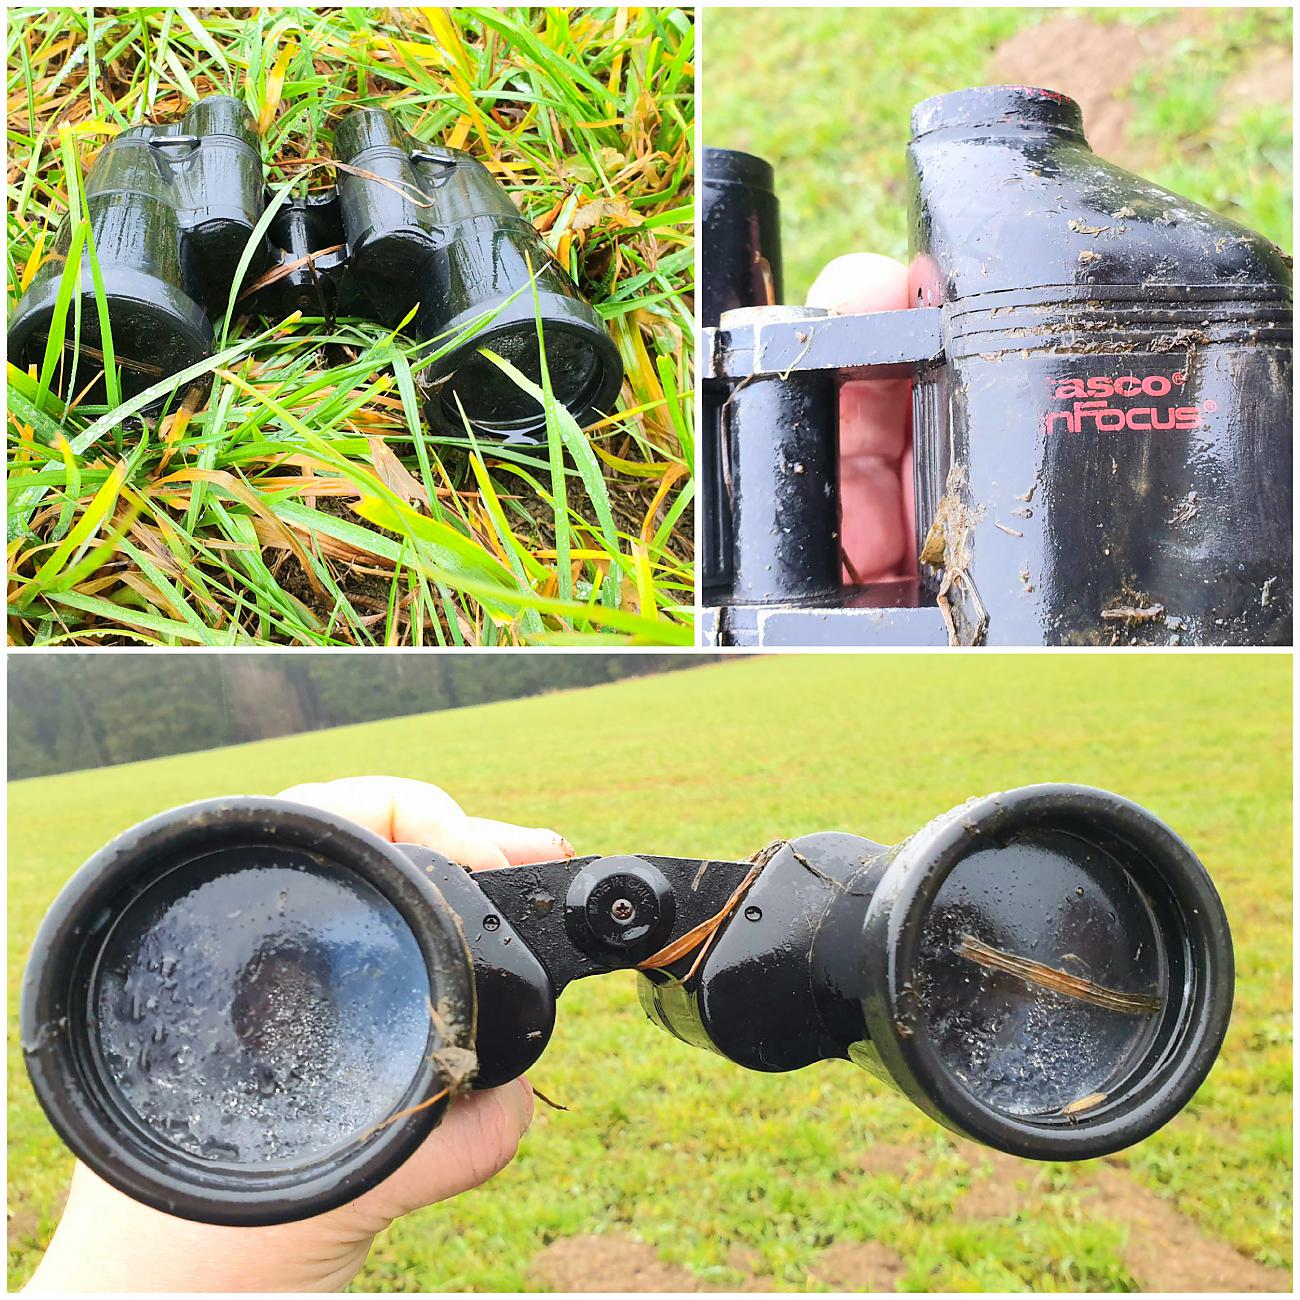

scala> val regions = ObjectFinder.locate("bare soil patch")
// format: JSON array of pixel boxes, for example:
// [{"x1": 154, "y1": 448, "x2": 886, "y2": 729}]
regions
[
  {"x1": 6, "y1": 1206, "x2": 41, "y2": 1248},
  {"x1": 529, "y1": 1234, "x2": 703, "y2": 1292},
  {"x1": 1222, "y1": 51, "x2": 1292, "y2": 109},
  {"x1": 953, "y1": 1148, "x2": 1047, "y2": 1220},
  {"x1": 526, "y1": 1156, "x2": 1290, "y2": 1293},
  {"x1": 1088, "y1": 1164, "x2": 1290, "y2": 1293},
  {"x1": 807, "y1": 1241, "x2": 906, "y2": 1291},
  {"x1": 856, "y1": 1141, "x2": 924, "y2": 1180},
  {"x1": 988, "y1": 11, "x2": 1225, "y2": 161},
  {"x1": 527, "y1": 1231, "x2": 907, "y2": 1292}
]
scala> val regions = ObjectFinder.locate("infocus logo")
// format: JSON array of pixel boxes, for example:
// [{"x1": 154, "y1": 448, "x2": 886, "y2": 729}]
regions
[{"x1": 1045, "y1": 371, "x2": 1216, "y2": 433}]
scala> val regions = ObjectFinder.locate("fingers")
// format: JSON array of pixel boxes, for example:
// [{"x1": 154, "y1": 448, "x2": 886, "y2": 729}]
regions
[
  {"x1": 806, "y1": 252, "x2": 915, "y2": 583},
  {"x1": 807, "y1": 251, "x2": 909, "y2": 316},
  {"x1": 277, "y1": 777, "x2": 574, "y2": 871},
  {"x1": 466, "y1": 817, "x2": 574, "y2": 866},
  {"x1": 841, "y1": 458, "x2": 909, "y2": 582},
  {"x1": 350, "y1": 1080, "x2": 534, "y2": 1228}
]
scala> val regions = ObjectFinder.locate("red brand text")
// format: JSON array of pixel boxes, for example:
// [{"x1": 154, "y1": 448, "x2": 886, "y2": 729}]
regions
[{"x1": 1044, "y1": 371, "x2": 1213, "y2": 434}]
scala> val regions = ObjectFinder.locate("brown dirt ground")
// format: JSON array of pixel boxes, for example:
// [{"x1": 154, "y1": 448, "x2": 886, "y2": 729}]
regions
[
  {"x1": 7, "y1": 1206, "x2": 41, "y2": 1249},
  {"x1": 952, "y1": 1148, "x2": 1048, "y2": 1220},
  {"x1": 986, "y1": 10, "x2": 1275, "y2": 163},
  {"x1": 855, "y1": 1141, "x2": 924, "y2": 1180},
  {"x1": 1087, "y1": 1165, "x2": 1290, "y2": 1293},
  {"x1": 526, "y1": 1151, "x2": 1290, "y2": 1293},
  {"x1": 528, "y1": 1232, "x2": 908, "y2": 1293},
  {"x1": 1221, "y1": 49, "x2": 1293, "y2": 109},
  {"x1": 529, "y1": 1235, "x2": 704, "y2": 1292},
  {"x1": 806, "y1": 1241, "x2": 907, "y2": 1292}
]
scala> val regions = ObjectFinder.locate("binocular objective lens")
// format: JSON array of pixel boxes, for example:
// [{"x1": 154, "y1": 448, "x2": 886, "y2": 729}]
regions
[
  {"x1": 914, "y1": 829, "x2": 1166, "y2": 1121},
  {"x1": 92, "y1": 848, "x2": 431, "y2": 1166},
  {"x1": 441, "y1": 325, "x2": 604, "y2": 433}
]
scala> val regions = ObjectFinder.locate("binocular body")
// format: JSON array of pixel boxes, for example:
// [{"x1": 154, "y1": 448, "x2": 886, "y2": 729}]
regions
[
  {"x1": 23, "y1": 784, "x2": 1232, "y2": 1226},
  {"x1": 9, "y1": 95, "x2": 622, "y2": 440},
  {"x1": 702, "y1": 87, "x2": 1293, "y2": 646}
]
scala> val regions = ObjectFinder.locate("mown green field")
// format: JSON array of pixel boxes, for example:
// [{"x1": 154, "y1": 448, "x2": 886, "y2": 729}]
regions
[
  {"x1": 7, "y1": 654, "x2": 1292, "y2": 1290},
  {"x1": 704, "y1": 6, "x2": 1292, "y2": 298}
]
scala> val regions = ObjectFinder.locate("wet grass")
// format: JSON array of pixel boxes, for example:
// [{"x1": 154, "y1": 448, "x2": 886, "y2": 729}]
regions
[
  {"x1": 7, "y1": 653, "x2": 1291, "y2": 1290},
  {"x1": 7, "y1": 7, "x2": 694, "y2": 645},
  {"x1": 704, "y1": 6, "x2": 1292, "y2": 298}
]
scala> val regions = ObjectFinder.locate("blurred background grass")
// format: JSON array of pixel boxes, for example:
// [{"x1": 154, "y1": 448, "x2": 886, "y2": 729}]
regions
[
  {"x1": 703, "y1": 6, "x2": 1292, "y2": 297},
  {"x1": 7, "y1": 6, "x2": 694, "y2": 646},
  {"x1": 8, "y1": 654, "x2": 1291, "y2": 1290}
]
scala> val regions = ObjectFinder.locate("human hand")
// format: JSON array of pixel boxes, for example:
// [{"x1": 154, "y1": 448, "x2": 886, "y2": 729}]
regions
[
  {"x1": 26, "y1": 777, "x2": 573, "y2": 1293},
  {"x1": 807, "y1": 252, "x2": 916, "y2": 583}
]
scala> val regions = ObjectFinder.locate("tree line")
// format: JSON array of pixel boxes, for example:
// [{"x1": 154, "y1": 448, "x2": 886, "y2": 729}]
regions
[{"x1": 8, "y1": 655, "x2": 710, "y2": 780}]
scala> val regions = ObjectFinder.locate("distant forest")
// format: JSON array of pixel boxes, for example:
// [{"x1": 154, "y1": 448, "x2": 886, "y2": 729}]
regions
[{"x1": 8, "y1": 655, "x2": 711, "y2": 780}]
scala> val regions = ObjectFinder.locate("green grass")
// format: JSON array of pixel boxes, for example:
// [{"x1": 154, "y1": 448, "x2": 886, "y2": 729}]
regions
[
  {"x1": 7, "y1": 7, "x2": 694, "y2": 646},
  {"x1": 7, "y1": 654, "x2": 1291, "y2": 1290},
  {"x1": 704, "y1": 6, "x2": 1292, "y2": 298}
]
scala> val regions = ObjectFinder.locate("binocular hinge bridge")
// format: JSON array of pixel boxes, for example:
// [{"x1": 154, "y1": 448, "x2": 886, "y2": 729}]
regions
[{"x1": 706, "y1": 305, "x2": 944, "y2": 381}]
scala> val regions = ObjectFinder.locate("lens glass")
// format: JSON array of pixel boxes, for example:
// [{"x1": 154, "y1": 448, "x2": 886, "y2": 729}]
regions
[
  {"x1": 441, "y1": 324, "x2": 603, "y2": 432},
  {"x1": 913, "y1": 829, "x2": 1168, "y2": 1119},
  {"x1": 92, "y1": 848, "x2": 431, "y2": 1166}
]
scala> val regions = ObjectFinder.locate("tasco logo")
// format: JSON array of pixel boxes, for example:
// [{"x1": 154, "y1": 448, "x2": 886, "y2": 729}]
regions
[{"x1": 1045, "y1": 370, "x2": 1216, "y2": 433}]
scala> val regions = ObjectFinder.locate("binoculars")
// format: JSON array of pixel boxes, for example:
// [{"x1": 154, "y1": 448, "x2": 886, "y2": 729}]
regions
[
  {"x1": 8, "y1": 95, "x2": 623, "y2": 441},
  {"x1": 701, "y1": 86, "x2": 1293, "y2": 646},
  {"x1": 22, "y1": 784, "x2": 1231, "y2": 1226}
]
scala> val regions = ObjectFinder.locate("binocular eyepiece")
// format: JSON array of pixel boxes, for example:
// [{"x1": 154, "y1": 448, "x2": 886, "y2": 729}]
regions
[
  {"x1": 702, "y1": 85, "x2": 1292, "y2": 646},
  {"x1": 9, "y1": 95, "x2": 623, "y2": 441},
  {"x1": 22, "y1": 784, "x2": 1232, "y2": 1225}
]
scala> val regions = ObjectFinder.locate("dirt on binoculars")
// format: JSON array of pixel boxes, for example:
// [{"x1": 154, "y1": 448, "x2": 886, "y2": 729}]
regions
[
  {"x1": 6, "y1": 7, "x2": 694, "y2": 647},
  {"x1": 7, "y1": 656, "x2": 1290, "y2": 1292},
  {"x1": 704, "y1": 6, "x2": 1291, "y2": 298}
]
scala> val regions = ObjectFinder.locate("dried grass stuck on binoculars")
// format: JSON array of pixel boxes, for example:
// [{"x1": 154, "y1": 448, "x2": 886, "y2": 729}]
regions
[
  {"x1": 7, "y1": 7, "x2": 695, "y2": 647},
  {"x1": 21, "y1": 785, "x2": 1232, "y2": 1227},
  {"x1": 700, "y1": 85, "x2": 1292, "y2": 649}
]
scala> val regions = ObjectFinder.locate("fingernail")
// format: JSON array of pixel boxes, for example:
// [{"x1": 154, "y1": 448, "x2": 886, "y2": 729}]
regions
[{"x1": 554, "y1": 834, "x2": 575, "y2": 859}]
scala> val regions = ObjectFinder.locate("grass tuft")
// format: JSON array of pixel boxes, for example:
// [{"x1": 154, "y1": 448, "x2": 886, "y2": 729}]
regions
[{"x1": 7, "y1": 6, "x2": 695, "y2": 645}]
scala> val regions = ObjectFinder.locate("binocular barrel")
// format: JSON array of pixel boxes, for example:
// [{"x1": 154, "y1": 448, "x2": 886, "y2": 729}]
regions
[
  {"x1": 702, "y1": 85, "x2": 1293, "y2": 646},
  {"x1": 8, "y1": 95, "x2": 623, "y2": 441},
  {"x1": 22, "y1": 784, "x2": 1232, "y2": 1225},
  {"x1": 700, "y1": 148, "x2": 784, "y2": 600}
]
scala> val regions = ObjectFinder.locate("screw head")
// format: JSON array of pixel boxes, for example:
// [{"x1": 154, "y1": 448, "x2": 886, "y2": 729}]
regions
[
  {"x1": 744, "y1": 905, "x2": 763, "y2": 922},
  {"x1": 565, "y1": 857, "x2": 675, "y2": 963},
  {"x1": 483, "y1": 914, "x2": 501, "y2": 932}
]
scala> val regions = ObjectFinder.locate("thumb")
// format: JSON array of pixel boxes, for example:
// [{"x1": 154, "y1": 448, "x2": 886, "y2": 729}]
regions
[{"x1": 336, "y1": 1080, "x2": 534, "y2": 1234}]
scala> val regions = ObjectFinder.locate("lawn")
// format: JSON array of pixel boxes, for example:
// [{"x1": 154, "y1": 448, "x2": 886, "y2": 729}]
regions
[
  {"x1": 7, "y1": 7, "x2": 694, "y2": 646},
  {"x1": 7, "y1": 654, "x2": 1292, "y2": 1290},
  {"x1": 703, "y1": 6, "x2": 1292, "y2": 298}
]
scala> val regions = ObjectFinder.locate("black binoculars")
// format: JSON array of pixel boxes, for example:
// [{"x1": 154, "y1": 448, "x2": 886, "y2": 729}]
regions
[
  {"x1": 701, "y1": 86, "x2": 1293, "y2": 646},
  {"x1": 8, "y1": 95, "x2": 623, "y2": 441},
  {"x1": 22, "y1": 784, "x2": 1231, "y2": 1225}
]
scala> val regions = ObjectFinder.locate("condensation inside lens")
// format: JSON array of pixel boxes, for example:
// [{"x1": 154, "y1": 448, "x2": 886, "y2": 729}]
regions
[
  {"x1": 93, "y1": 850, "x2": 430, "y2": 1165},
  {"x1": 914, "y1": 830, "x2": 1167, "y2": 1118}
]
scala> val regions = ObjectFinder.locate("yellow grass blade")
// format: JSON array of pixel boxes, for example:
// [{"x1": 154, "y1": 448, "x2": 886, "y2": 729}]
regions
[{"x1": 258, "y1": 38, "x2": 297, "y2": 135}]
